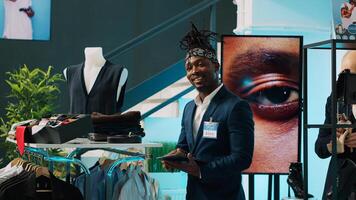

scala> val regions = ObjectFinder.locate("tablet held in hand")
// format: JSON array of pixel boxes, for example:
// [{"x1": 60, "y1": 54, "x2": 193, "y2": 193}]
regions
[{"x1": 157, "y1": 155, "x2": 189, "y2": 162}]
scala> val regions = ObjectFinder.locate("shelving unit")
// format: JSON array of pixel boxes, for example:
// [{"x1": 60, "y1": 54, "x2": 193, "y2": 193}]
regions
[
  {"x1": 6, "y1": 137, "x2": 162, "y2": 149},
  {"x1": 303, "y1": 39, "x2": 356, "y2": 200}
]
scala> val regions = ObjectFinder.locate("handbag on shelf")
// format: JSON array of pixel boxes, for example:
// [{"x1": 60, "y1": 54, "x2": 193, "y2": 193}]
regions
[{"x1": 19, "y1": 6, "x2": 35, "y2": 18}]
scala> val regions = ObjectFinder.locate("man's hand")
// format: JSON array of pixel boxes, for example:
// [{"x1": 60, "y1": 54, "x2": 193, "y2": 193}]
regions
[
  {"x1": 161, "y1": 148, "x2": 186, "y2": 172},
  {"x1": 331, "y1": 113, "x2": 352, "y2": 141},
  {"x1": 336, "y1": 128, "x2": 344, "y2": 138},
  {"x1": 345, "y1": 133, "x2": 356, "y2": 148},
  {"x1": 164, "y1": 153, "x2": 201, "y2": 177},
  {"x1": 327, "y1": 128, "x2": 353, "y2": 153}
]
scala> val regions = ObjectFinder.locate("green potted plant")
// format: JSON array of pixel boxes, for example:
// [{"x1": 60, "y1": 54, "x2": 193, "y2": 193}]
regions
[{"x1": 0, "y1": 64, "x2": 64, "y2": 166}]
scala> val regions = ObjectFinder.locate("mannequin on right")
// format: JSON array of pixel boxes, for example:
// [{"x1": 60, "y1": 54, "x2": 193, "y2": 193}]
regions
[{"x1": 315, "y1": 50, "x2": 356, "y2": 200}]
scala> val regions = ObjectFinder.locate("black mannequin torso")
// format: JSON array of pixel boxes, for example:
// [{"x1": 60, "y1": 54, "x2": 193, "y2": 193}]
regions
[{"x1": 64, "y1": 47, "x2": 128, "y2": 114}]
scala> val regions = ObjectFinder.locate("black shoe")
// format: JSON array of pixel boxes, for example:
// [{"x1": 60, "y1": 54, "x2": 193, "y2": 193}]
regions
[{"x1": 287, "y1": 162, "x2": 314, "y2": 199}]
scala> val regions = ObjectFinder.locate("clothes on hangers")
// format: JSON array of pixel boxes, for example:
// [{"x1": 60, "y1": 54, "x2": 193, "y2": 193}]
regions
[
  {"x1": 0, "y1": 170, "x2": 36, "y2": 200},
  {"x1": 0, "y1": 158, "x2": 84, "y2": 200},
  {"x1": 143, "y1": 172, "x2": 160, "y2": 200},
  {"x1": 0, "y1": 162, "x2": 23, "y2": 184},
  {"x1": 74, "y1": 161, "x2": 128, "y2": 200},
  {"x1": 111, "y1": 169, "x2": 129, "y2": 199},
  {"x1": 74, "y1": 161, "x2": 160, "y2": 200},
  {"x1": 116, "y1": 165, "x2": 159, "y2": 200},
  {"x1": 113, "y1": 164, "x2": 159, "y2": 200}
]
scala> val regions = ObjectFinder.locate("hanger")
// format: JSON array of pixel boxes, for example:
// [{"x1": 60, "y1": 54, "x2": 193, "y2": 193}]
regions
[
  {"x1": 32, "y1": 164, "x2": 40, "y2": 173},
  {"x1": 35, "y1": 170, "x2": 52, "y2": 193},
  {"x1": 119, "y1": 162, "x2": 128, "y2": 171},
  {"x1": 10, "y1": 158, "x2": 23, "y2": 167},
  {"x1": 35, "y1": 166, "x2": 50, "y2": 178},
  {"x1": 98, "y1": 156, "x2": 108, "y2": 166},
  {"x1": 10, "y1": 156, "x2": 52, "y2": 193},
  {"x1": 128, "y1": 162, "x2": 136, "y2": 173},
  {"x1": 99, "y1": 156, "x2": 115, "y2": 169},
  {"x1": 24, "y1": 161, "x2": 33, "y2": 171},
  {"x1": 134, "y1": 161, "x2": 145, "y2": 179},
  {"x1": 19, "y1": 160, "x2": 50, "y2": 178}
]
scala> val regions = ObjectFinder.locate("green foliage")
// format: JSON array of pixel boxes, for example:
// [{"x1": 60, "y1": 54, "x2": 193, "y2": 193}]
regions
[
  {"x1": 0, "y1": 65, "x2": 64, "y2": 167},
  {"x1": 147, "y1": 142, "x2": 179, "y2": 173},
  {"x1": 3, "y1": 65, "x2": 63, "y2": 123}
]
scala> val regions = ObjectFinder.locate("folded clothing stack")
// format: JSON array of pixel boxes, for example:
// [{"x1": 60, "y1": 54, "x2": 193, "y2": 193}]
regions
[{"x1": 90, "y1": 111, "x2": 145, "y2": 143}]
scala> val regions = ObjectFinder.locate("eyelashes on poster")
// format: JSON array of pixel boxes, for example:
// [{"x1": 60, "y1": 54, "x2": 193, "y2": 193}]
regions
[{"x1": 222, "y1": 35, "x2": 302, "y2": 174}]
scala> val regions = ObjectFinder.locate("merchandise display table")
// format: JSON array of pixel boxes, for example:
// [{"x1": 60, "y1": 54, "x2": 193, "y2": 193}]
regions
[{"x1": 6, "y1": 137, "x2": 162, "y2": 149}]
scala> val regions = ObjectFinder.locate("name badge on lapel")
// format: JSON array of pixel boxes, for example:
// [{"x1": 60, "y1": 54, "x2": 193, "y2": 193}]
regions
[{"x1": 203, "y1": 117, "x2": 219, "y2": 139}]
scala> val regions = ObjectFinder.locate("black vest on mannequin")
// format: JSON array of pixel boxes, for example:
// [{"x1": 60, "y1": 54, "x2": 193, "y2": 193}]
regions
[{"x1": 66, "y1": 61, "x2": 126, "y2": 114}]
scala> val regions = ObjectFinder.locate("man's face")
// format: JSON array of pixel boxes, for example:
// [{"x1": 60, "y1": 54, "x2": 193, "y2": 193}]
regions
[
  {"x1": 222, "y1": 37, "x2": 301, "y2": 173},
  {"x1": 341, "y1": 51, "x2": 356, "y2": 73},
  {"x1": 185, "y1": 56, "x2": 218, "y2": 93}
]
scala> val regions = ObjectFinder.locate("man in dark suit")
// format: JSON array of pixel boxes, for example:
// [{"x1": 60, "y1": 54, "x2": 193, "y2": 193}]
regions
[
  {"x1": 161, "y1": 24, "x2": 254, "y2": 200},
  {"x1": 315, "y1": 51, "x2": 356, "y2": 200}
]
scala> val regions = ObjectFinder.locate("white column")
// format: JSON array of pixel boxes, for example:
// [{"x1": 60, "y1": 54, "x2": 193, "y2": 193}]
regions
[{"x1": 233, "y1": 0, "x2": 253, "y2": 35}]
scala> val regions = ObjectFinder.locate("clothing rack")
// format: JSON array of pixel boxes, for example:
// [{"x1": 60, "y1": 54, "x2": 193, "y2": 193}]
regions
[
  {"x1": 7, "y1": 138, "x2": 162, "y2": 200},
  {"x1": 23, "y1": 146, "x2": 90, "y2": 174},
  {"x1": 67, "y1": 147, "x2": 146, "y2": 200},
  {"x1": 106, "y1": 156, "x2": 145, "y2": 200},
  {"x1": 22, "y1": 146, "x2": 92, "y2": 199}
]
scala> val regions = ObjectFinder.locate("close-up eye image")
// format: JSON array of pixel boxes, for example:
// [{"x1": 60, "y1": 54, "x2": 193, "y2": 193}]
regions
[
  {"x1": 222, "y1": 36, "x2": 302, "y2": 174},
  {"x1": 239, "y1": 73, "x2": 299, "y2": 121}
]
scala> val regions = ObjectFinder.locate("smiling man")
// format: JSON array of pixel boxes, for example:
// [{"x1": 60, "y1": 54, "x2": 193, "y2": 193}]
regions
[{"x1": 161, "y1": 24, "x2": 254, "y2": 200}]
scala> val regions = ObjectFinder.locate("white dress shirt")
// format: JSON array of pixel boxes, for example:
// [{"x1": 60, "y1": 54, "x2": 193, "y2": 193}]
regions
[
  {"x1": 192, "y1": 84, "x2": 223, "y2": 142},
  {"x1": 0, "y1": 163, "x2": 23, "y2": 184}
]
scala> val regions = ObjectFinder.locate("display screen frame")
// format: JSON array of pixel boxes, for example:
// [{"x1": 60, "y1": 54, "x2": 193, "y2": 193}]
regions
[{"x1": 221, "y1": 35, "x2": 303, "y2": 174}]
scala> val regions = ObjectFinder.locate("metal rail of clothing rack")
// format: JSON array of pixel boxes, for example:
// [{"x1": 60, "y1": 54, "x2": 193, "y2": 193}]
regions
[{"x1": 7, "y1": 137, "x2": 162, "y2": 200}]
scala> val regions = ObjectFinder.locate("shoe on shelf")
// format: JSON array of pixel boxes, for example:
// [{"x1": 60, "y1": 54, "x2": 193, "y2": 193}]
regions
[{"x1": 287, "y1": 162, "x2": 314, "y2": 199}]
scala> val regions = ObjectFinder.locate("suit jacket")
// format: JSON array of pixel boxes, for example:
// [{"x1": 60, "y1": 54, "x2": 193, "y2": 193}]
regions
[
  {"x1": 0, "y1": 172, "x2": 83, "y2": 200},
  {"x1": 315, "y1": 96, "x2": 356, "y2": 199},
  {"x1": 177, "y1": 86, "x2": 254, "y2": 200}
]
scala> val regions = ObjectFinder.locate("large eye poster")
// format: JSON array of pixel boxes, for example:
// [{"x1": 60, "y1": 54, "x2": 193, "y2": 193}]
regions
[{"x1": 222, "y1": 35, "x2": 302, "y2": 174}]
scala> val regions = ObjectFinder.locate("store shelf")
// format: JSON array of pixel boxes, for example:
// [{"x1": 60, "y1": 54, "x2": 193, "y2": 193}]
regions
[
  {"x1": 303, "y1": 39, "x2": 356, "y2": 199},
  {"x1": 303, "y1": 39, "x2": 356, "y2": 49},
  {"x1": 6, "y1": 137, "x2": 162, "y2": 149},
  {"x1": 306, "y1": 124, "x2": 356, "y2": 129}
]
